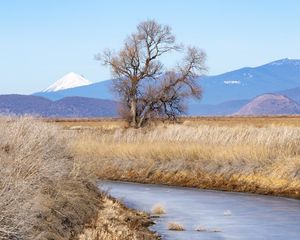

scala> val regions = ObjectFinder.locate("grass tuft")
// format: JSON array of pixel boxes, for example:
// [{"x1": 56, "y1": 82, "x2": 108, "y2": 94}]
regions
[
  {"x1": 167, "y1": 222, "x2": 185, "y2": 231},
  {"x1": 151, "y1": 203, "x2": 166, "y2": 215}
]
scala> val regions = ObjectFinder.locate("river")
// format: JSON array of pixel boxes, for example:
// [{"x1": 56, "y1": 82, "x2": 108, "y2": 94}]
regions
[{"x1": 99, "y1": 181, "x2": 300, "y2": 240}]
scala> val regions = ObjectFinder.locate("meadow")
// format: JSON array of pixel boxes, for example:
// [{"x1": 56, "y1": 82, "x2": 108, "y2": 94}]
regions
[{"x1": 65, "y1": 116, "x2": 300, "y2": 199}]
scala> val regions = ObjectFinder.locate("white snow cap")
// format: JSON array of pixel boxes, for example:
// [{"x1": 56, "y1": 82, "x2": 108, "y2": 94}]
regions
[{"x1": 43, "y1": 72, "x2": 92, "y2": 92}]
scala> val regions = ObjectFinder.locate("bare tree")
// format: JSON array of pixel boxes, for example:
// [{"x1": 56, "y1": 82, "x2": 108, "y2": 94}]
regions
[{"x1": 97, "y1": 20, "x2": 207, "y2": 127}]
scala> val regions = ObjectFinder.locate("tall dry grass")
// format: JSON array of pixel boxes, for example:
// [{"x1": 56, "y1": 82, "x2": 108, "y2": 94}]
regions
[
  {"x1": 72, "y1": 123, "x2": 300, "y2": 198},
  {"x1": 5, "y1": 117, "x2": 297, "y2": 238},
  {"x1": 0, "y1": 117, "x2": 158, "y2": 240},
  {"x1": 0, "y1": 117, "x2": 101, "y2": 239}
]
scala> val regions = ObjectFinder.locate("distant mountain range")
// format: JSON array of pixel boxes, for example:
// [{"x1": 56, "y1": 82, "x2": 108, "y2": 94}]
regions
[
  {"x1": 34, "y1": 58, "x2": 300, "y2": 104},
  {"x1": 0, "y1": 95, "x2": 118, "y2": 117},
  {"x1": 1, "y1": 58, "x2": 300, "y2": 117},
  {"x1": 198, "y1": 58, "x2": 300, "y2": 104},
  {"x1": 32, "y1": 58, "x2": 300, "y2": 116}
]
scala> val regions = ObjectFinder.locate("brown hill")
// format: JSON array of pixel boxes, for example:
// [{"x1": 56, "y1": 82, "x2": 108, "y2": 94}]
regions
[{"x1": 235, "y1": 94, "x2": 300, "y2": 115}]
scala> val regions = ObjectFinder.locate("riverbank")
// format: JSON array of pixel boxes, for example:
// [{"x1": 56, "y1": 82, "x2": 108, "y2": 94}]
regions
[
  {"x1": 78, "y1": 195, "x2": 158, "y2": 240},
  {"x1": 71, "y1": 119, "x2": 300, "y2": 199},
  {"x1": 0, "y1": 117, "x2": 158, "y2": 240}
]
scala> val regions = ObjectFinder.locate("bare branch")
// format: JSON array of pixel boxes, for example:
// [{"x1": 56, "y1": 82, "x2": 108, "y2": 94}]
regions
[{"x1": 96, "y1": 20, "x2": 207, "y2": 127}]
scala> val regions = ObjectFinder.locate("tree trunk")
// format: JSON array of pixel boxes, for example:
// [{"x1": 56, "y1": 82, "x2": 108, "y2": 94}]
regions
[
  {"x1": 138, "y1": 105, "x2": 150, "y2": 128},
  {"x1": 130, "y1": 98, "x2": 138, "y2": 128}
]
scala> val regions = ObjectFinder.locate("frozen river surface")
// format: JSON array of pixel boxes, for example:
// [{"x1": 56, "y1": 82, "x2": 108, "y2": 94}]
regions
[{"x1": 99, "y1": 181, "x2": 300, "y2": 240}]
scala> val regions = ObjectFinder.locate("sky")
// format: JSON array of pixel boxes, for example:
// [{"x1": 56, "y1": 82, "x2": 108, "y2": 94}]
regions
[{"x1": 0, "y1": 0, "x2": 300, "y2": 94}]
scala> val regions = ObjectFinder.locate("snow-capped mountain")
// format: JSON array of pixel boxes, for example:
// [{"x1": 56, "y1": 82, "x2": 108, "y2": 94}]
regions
[{"x1": 42, "y1": 72, "x2": 92, "y2": 92}]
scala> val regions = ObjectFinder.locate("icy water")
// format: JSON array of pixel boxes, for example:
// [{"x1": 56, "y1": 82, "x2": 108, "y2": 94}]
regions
[{"x1": 99, "y1": 181, "x2": 300, "y2": 240}]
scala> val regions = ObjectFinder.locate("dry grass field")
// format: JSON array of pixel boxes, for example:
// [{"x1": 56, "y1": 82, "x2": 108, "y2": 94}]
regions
[
  {"x1": 0, "y1": 117, "x2": 157, "y2": 240},
  {"x1": 50, "y1": 116, "x2": 300, "y2": 128},
  {"x1": 63, "y1": 116, "x2": 300, "y2": 199},
  {"x1": 1, "y1": 116, "x2": 299, "y2": 239}
]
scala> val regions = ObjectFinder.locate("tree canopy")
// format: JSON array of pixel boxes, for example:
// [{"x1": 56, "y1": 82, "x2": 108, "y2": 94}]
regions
[{"x1": 97, "y1": 20, "x2": 207, "y2": 127}]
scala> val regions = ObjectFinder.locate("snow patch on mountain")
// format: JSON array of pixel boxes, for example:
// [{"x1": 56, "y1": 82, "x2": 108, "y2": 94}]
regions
[
  {"x1": 43, "y1": 72, "x2": 92, "y2": 92},
  {"x1": 269, "y1": 58, "x2": 300, "y2": 66},
  {"x1": 223, "y1": 80, "x2": 241, "y2": 84}
]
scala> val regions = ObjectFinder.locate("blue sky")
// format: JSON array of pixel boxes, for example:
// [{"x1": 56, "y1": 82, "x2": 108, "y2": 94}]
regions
[{"x1": 1, "y1": 0, "x2": 300, "y2": 94}]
